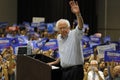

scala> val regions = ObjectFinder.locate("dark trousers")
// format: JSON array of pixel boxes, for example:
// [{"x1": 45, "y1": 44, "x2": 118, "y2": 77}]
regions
[{"x1": 62, "y1": 65, "x2": 84, "y2": 80}]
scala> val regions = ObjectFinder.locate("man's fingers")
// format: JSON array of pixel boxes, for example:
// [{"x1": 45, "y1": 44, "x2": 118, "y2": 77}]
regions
[
  {"x1": 69, "y1": 0, "x2": 78, "y2": 7},
  {"x1": 75, "y1": 1, "x2": 78, "y2": 6},
  {"x1": 69, "y1": 1, "x2": 73, "y2": 6},
  {"x1": 69, "y1": 0, "x2": 75, "y2": 6}
]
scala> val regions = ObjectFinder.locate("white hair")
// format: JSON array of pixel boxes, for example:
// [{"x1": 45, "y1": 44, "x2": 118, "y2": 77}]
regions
[
  {"x1": 90, "y1": 60, "x2": 98, "y2": 65},
  {"x1": 55, "y1": 19, "x2": 70, "y2": 31}
]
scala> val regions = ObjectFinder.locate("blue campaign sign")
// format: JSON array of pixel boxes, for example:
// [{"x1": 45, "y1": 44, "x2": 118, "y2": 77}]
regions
[
  {"x1": 31, "y1": 22, "x2": 40, "y2": 27},
  {"x1": 111, "y1": 41, "x2": 119, "y2": 50},
  {"x1": 82, "y1": 35, "x2": 90, "y2": 42},
  {"x1": 31, "y1": 40, "x2": 38, "y2": 49},
  {"x1": 0, "y1": 22, "x2": 8, "y2": 28},
  {"x1": 90, "y1": 35, "x2": 101, "y2": 43},
  {"x1": 17, "y1": 36, "x2": 28, "y2": 45},
  {"x1": 118, "y1": 41, "x2": 120, "y2": 50},
  {"x1": 44, "y1": 39, "x2": 58, "y2": 50},
  {"x1": 82, "y1": 24, "x2": 89, "y2": 32},
  {"x1": 103, "y1": 36, "x2": 111, "y2": 44},
  {"x1": 89, "y1": 42, "x2": 101, "y2": 48},
  {"x1": 104, "y1": 51, "x2": 120, "y2": 62},
  {"x1": 23, "y1": 21, "x2": 30, "y2": 26},
  {"x1": 89, "y1": 35, "x2": 101, "y2": 48},
  {"x1": 29, "y1": 26, "x2": 35, "y2": 32},
  {"x1": 36, "y1": 38, "x2": 48, "y2": 48},
  {"x1": 83, "y1": 47, "x2": 93, "y2": 57},
  {"x1": 9, "y1": 38, "x2": 20, "y2": 54},
  {"x1": 97, "y1": 43, "x2": 116, "y2": 58},
  {"x1": 47, "y1": 23, "x2": 54, "y2": 34},
  {"x1": 10, "y1": 38, "x2": 19, "y2": 47},
  {"x1": 37, "y1": 38, "x2": 58, "y2": 51},
  {"x1": 0, "y1": 38, "x2": 11, "y2": 52},
  {"x1": 0, "y1": 38, "x2": 10, "y2": 46},
  {"x1": 38, "y1": 22, "x2": 46, "y2": 30},
  {"x1": 82, "y1": 35, "x2": 90, "y2": 48}
]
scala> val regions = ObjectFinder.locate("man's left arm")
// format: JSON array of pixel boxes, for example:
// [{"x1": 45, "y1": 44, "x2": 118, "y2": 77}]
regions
[
  {"x1": 69, "y1": 0, "x2": 84, "y2": 30},
  {"x1": 76, "y1": 13, "x2": 83, "y2": 30}
]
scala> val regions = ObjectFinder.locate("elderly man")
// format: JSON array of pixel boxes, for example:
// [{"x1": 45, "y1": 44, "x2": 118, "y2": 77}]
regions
[
  {"x1": 84, "y1": 60, "x2": 105, "y2": 80},
  {"x1": 48, "y1": 0, "x2": 84, "y2": 80},
  {"x1": 113, "y1": 65, "x2": 120, "y2": 80}
]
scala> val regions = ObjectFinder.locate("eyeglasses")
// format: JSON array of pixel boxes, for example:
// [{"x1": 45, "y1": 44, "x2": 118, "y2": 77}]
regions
[{"x1": 58, "y1": 27, "x2": 68, "y2": 31}]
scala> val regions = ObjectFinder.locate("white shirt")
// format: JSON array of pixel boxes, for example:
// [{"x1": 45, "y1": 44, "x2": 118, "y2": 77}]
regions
[
  {"x1": 88, "y1": 70, "x2": 105, "y2": 80},
  {"x1": 57, "y1": 26, "x2": 84, "y2": 68}
]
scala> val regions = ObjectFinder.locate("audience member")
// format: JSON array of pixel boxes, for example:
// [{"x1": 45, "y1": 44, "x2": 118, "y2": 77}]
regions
[
  {"x1": 112, "y1": 65, "x2": 120, "y2": 80},
  {"x1": 89, "y1": 46, "x2": 100, "y2": 63},
  {"x1": 103, "y1": 67, "x2": 110, "y2": 80},
  {"x1": 84, "y1": 60, "x2": 105, "y2": 80},
  {"x1": 99, "y1": 60, "x2": 106, "y2": 72}
]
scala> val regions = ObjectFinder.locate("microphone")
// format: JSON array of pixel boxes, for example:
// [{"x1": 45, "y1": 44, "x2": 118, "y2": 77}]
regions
[{"x1": 34, "y1": 38, "x2": 50, "y2": 58}]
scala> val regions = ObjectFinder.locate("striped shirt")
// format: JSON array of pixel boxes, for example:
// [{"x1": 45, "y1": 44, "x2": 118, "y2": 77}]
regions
[{"x1": 57, "y1": 26, "x2": 84, "y2": 68}]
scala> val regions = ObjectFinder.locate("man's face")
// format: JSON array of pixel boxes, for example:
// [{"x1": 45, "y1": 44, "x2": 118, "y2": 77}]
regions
[
  {"x1": 58, "y1": 21, "x2": 70, "y2": 38},
  {"x1": 113, "y1": 66, "x2": 120, "y2": 77},
  {"x1": 103, "y1": 68, "x2": 108, "y2": 77},
  {"x1": 100, "y1": 61, "x2": 105, "y2": 68},
  {"x1": 90, "y1": 61, "x2": 98, "y2": 68},
  {"x1": 84, "y1": 62, "x2": 89, "y2": 69}
]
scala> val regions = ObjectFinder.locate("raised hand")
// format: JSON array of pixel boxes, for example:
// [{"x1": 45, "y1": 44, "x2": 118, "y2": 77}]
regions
[{"x1": 69, "y1": 0, "x2": 80, "y2": 15}]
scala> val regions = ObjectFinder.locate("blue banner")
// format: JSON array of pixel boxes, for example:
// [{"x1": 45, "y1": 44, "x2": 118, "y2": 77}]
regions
[
  {"x1": 9, "y1": 38, "x2": 20, "y2": 54},
  {"x1": 36, "y1": 38, "x2": 48, "y2": 48},
  {"x1": 82, "y1": 35, "x2": 90, "y2": 42},
  {"x1": 82, "y1": 35, "x2": 90, "y2": 48},
  {"x1": 83, "y1": 47, "x2": 93, "y2": 57},
  {"x1": 0, "y1": 38, "x2": 11, "y2": 53},
  {"x1": 90, "y1": 35, "x2": 101, "y2": 43},
  {"x1": 38, "y1": 22, "x2": 46, "y2": 30},
  {"x1": 17, "y1": 36, "x2": 28, "y2": 45},
  {"x1": 47, "y1": 23, "x2": 54, "y2": 34},
  {"x1": 105, "y1": 51, "x2": 120, "y2": 62},
  {"x1": 89, "y1": 35, "x2": 101, "y2": 48},
  {"x1": 111, "y1": 41, "x2": 119, "y2": 51},
  {"x1": 97, "y1": 43, "x2": 116, "y2": 58},
  {"x1": 37, "y1": 38, "x2": 58, "y2": 51},
  {"x1": 103, "y1": 36, "x2": 111, "y2": 44},
  {"x1": 0, "y1": 22, "x2": 8, "y2": 28},
  {"x1": 44, "y1": 39, "x2": 58, "y2": 50},
  {"x1": 31, "y1": 40, "x2": 38, "y2": 49},
  {"x1": 89, "y1": 42, "x2": 101, "y2": 48},
  {"x1": 10, "y1": 38, "x2": 19, "y2": 47}
]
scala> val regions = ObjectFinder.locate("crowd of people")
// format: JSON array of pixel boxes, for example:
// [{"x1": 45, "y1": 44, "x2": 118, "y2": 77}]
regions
[
  {"x1": 83, "y1": 57, "x2": 120, "y2": 80},
  {"x1": 0, "y1": 47, "x2": 16, "y2": 80},
  {"x1": 0, "y1": 0, "x2": 120, "y2": 80}
]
